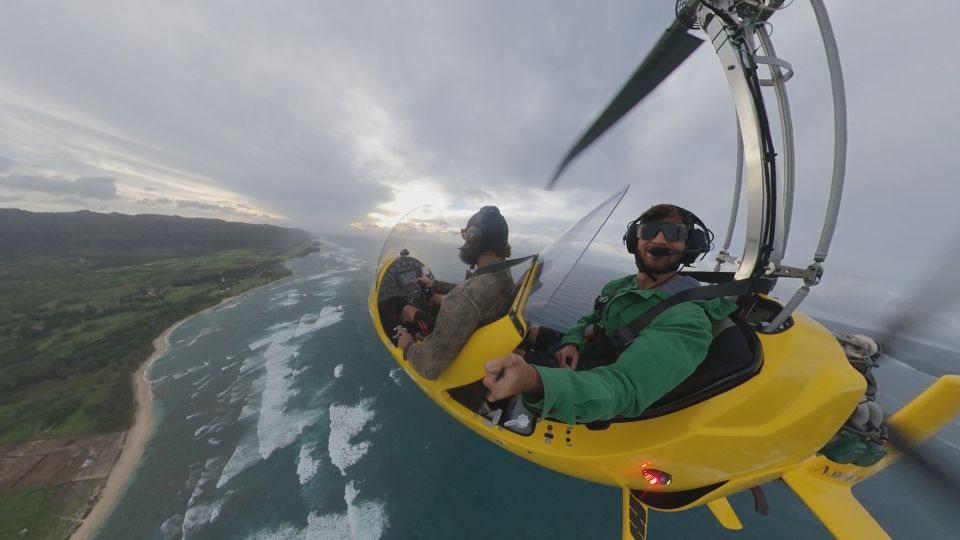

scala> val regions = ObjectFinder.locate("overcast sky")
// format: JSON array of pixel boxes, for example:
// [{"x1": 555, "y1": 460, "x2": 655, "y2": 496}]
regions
[{"x1": 1, "y1": 1, "x2": 958, "y2": 348}]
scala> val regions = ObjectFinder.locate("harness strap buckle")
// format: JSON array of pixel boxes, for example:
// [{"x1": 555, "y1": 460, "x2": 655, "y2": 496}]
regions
[{"x1": 614, "y1": 327, "x2": 635, "y2": 348}]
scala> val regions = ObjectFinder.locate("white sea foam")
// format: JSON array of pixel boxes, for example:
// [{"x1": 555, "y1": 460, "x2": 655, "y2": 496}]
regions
[
  {"x1": 291, "y1": 365, "x2": 311, "y2": 378},
  {"x1": 186, "y1": 328, "x2": 217, "y2": 347},
  {"x1": 388, "y1": 368, "x2": 404, "y2": 386},
  {"x1": 343, "y1": 481, "x2": 389, "y2": 540},
  {"x1": 171, "y1": 363, "x2": 209, "y2": 380},
  {"x1": 216, "y1": 379, "x2": 239, "y2": 399},
  {"x1": 208, "y1": 437, "x2": 221, "y2": 446},
  {"x1": 188, "y1": 457, "x2": 223, "y2": 507},
  {"x1": 328, "y1": 400, "x2": 375, "y2": 476},
  {"x1": 258, "y1": 498, "x2": 387, "y2": 540},
  {"x1": 216, "y1": 300, "x2": 240, "y2": 311},
  {"x1": 219, "y1": 306, "x2": 345, "y2": 483},
  {"x1": 296, "y1": 442, "x2": 321, "y2": 485},
  {"x1": 220, "y1": 359, "x2": 241, "y2": 372},
  {"x1": 290, "y1": 269, "x2": 336, "y2": 286},
  {"x1": 238, "y1": 402, "x2": 258, "y2": 421},
  {"x1": 247, "y1": 335, "x2": 276, "y2": 351},
  {"x1": 294, "y1": 482, "x2": 389, "y2": 540},
  {"x1": 193, "y1": 422, "x2": 227, "y2": 439},
  {"x1": 334, "y1": 364, "x2": 344, "y2": 378},
  {"x1": 256, "y1": 339, "x2": 304, "y2": 459},
  {"x1": 248, "y1": 523, "x2": 302, "y2": 540},
  {"x1": 247, "y1": 321, "x2": 297, "y2": 351},
  {"x1": 237, "y1": 376, "x2": 263, "y2": 421},
  {"x1": 159, "y1": 514, "x2": 183, "y2": 540},
  {"x1": 244, "y1": 311, "x2": 343, "y2": 459},
  {"x1": 193, "y1": 373, "x2": 213, "y2": 388},
  {"x1": 273, "y1": 290, "x2": 302, "y2": 307},
  {"x1": 191, "y1": 374, "x2": 215, "y2": 400},
  {"x1": 294, "y1": 306, "x2": 344, "y2": 338},
  {"x1": 239, "y1": 354, "x2": 262, "y2": 375},
  {"x1": 320, "y1": 244, "x2": 365, "y2": 271},
  {"x1": 182, "y1": 503, "x2": 214, "y2": 537},
  {"x1": 321, "y1": 276, "x2": 346, "y2": 288},
  {"x1": 216, "y1": 432, "x2": 261, "y2": 489},
  {"x1": 302, "y1": 513, "x2": 351, "y2": 539},
  {"x1": 182, "y1": 495, "x2": 230, "y2": 539}
]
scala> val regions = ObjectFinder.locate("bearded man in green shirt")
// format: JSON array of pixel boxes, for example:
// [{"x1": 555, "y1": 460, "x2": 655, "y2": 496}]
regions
[{"x1": 483, "y1": 204, "x2": 737, "y2": 424}]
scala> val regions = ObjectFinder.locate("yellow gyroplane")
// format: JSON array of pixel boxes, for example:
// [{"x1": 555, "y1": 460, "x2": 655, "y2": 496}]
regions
[{"x1": 369, "y1": 2, "x2": 960, "y2": 538}]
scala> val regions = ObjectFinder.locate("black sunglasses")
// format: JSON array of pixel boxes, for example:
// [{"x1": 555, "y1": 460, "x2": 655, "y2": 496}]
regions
[{"x1": 639, "y1": 222, "x2": 689, "y2": 241}]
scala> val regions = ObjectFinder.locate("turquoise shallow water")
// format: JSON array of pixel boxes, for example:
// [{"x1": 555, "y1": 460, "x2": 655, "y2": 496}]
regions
[{"x1": 97, "y1": 235, "x2": 960, "y2": 539}]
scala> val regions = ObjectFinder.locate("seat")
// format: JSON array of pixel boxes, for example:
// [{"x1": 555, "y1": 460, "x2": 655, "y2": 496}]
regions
[{"x1": 586, "y1": 315, "x2": 763, "y2": 428}]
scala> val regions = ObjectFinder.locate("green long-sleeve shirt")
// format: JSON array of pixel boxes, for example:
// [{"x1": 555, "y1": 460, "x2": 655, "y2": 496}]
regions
[{"x1": 526, "y1": 274, "x2": 737, "y2": 424}]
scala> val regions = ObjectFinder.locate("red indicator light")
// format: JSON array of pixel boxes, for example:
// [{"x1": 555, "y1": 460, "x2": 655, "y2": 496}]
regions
[{"x1": 642, "y1": 468, "x2": 672, "y2": 487}]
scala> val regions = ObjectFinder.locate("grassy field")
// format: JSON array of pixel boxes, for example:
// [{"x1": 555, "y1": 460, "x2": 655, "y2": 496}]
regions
[
  {"x1": 0, "y1": 479, "x2": 103, "y2": 540},
  {"x1": 0, "y1": 246, "x2": 307, "y2": 443}
]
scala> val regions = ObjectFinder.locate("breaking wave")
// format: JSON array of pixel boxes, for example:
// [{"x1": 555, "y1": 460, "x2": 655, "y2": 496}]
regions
[{"x1": 328, "y1": 400, "x2": 376, "y2": 476}]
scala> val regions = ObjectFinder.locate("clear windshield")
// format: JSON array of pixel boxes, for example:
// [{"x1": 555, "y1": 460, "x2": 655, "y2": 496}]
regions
[
  {"x1": 375, "y1": 205, "x2": 464, "y2": 283},
  {"x1": 523, "y1": 185, "x2": 629, "y2": 328}
]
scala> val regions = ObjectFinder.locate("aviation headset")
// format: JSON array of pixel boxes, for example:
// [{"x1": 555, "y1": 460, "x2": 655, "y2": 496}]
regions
[
  {"x1": 623, "y1": 205, "x2": 714, "y2": 265},
  {"x1": 463, "y1": 206, "x2": 505, "y2": 246}
]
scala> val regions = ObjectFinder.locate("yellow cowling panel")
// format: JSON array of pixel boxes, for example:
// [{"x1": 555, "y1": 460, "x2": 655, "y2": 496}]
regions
[
  {"x1": 371, "y1": 260, "x2": 867, "y2": 510},
  {"x1": 788, "y1": 374, "x2": 960, "y2": 489}
]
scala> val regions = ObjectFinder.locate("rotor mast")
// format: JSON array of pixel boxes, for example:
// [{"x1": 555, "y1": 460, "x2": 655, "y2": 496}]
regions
[{"x1": 686, "y1": 0, "x2": 847, "y2": 327}]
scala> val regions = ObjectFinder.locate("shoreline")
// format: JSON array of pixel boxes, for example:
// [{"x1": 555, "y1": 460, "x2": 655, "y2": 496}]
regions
[{"x1": 69, "y1": 290, "x2": 259, "y2": 540}]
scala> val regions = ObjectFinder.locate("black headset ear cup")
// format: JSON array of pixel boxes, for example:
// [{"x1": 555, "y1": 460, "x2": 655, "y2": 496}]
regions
[
  {"x1": 464, "y1": 226, "x2": 482, "y2": 244},
  {"x1": 623, "y1": 220, "x2": 639, "y2": 255},
  {"x1": 464, "y1": 206, "x2": 501, "y2": 246},
  {"x1": 684, "y1": 229, "x2": 708, "y2": 264}
]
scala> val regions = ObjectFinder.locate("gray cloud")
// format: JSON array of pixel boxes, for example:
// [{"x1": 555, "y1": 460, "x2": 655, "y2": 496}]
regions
[
  {"x1": 176, "y1": 200, "x2": 238, "y2": 213},
  {"x1": 0, "y1": 174, "x2": 118, "y2": 200},
  {"x1": 464, "y1": 188, "x2": 493, "y2": 203},
  {"x1": 0, "y1": 1, "x2": 957, "y2": 346},
  {"x1": 138, "y1": 197, "x2": 174, "y2": 206},
  {"x1": 0, "y1": 156, "x2": 13, "y2": 173},
  {"x1": 174, "y1": 199, "x2": 272, "y2": 220}
]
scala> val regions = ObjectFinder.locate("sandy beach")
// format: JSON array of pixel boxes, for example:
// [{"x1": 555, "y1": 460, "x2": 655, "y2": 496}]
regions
[{"x1": 70, "y1": 293, "x2": 246, "y2": 540}]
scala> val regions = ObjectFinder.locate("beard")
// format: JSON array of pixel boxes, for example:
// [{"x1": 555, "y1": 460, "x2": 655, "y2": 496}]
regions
[
  {"x1": 459, "y1": 243, "x2": 483, "y2": 266},
  {"x1": 634, "y1": 249, "x2": 682, "y2": 275}
]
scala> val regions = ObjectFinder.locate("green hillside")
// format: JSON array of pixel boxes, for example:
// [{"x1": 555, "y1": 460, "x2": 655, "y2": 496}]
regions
[{"x1": 0, "y1": 208, "x2": 316, "y2": 443}]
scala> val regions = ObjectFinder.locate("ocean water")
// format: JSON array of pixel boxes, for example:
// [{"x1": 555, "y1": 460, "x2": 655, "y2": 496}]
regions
[{"x1": 97, "y1": 235, "x2": 960, "y2": 539}]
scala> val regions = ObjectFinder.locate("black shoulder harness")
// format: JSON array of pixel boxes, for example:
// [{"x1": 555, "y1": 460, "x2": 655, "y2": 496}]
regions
[{"x1": 609, "y1": 279, "x2": 752, "y2": 348}]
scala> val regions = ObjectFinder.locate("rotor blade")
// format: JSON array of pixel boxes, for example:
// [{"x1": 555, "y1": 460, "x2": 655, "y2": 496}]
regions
[
  {"x1": 872, "y1": 227, "x2": 960, "y2": 357},
  {"x1": 546, "y1": 19, "x2": 704, "y2": 190},
  {"x1": 885, "y1": 423, "x2": 960, "y2": 498},
  {"x1": 857, "y1": 228, "x2": 960, "y2": 501}
]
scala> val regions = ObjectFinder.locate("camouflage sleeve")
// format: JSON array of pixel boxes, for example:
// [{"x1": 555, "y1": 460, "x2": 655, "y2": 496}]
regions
[
  {"x1": 433, "y1": 279, "x2": 456, "y2": 295},
  {"x1": 405, "y1": 289, "x2": 481, "y2": 380}
]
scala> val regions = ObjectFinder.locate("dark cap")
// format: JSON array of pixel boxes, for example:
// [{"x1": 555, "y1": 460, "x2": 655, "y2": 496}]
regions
[{"x1": 464, "y1": 206, "x2": 510, "y2": 257}]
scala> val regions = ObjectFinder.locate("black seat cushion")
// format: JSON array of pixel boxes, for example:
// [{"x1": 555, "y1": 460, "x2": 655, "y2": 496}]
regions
[{"x1": 639, "y1": 315, "x2": 762, "y2": 419}]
